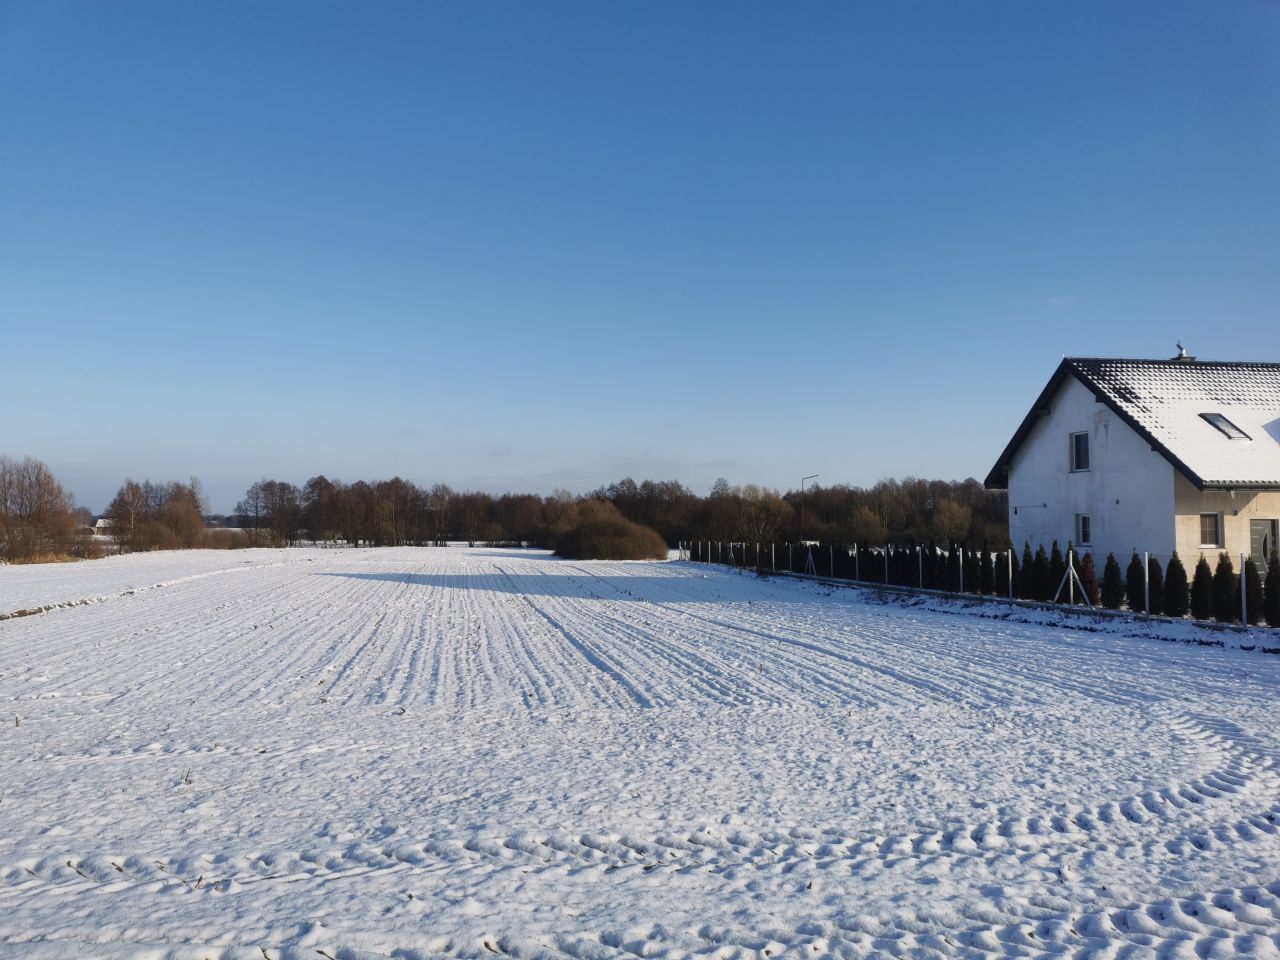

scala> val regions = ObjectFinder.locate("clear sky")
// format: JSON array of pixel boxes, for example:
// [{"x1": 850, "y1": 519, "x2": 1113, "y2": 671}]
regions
[{"x1": 3, "y1": 1, "x2": 1278, "y2": 512}]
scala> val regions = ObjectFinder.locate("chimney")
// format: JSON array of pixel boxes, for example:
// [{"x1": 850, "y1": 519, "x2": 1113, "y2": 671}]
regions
[{"x1": 1172, "y1": 341, "x2": 1196, "y2": 363}]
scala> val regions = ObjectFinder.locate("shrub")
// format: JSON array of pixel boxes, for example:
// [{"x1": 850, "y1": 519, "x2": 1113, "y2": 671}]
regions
[
  {"x1": 1019, "y1": 542, "x2": 1033, "y2": 599},
  {"x1": 554, "y1": 501, "x2": 668, "y2": 561},
  {"x1": 1146, "y1": 555, "x2": 1164, "y2": 616},
  {"x1": 1031, "y1": 545, "x2": 1050, "y2": 601},
  {"x1": 1212, "y1": 553, "x2": 1237, "y2": 623},
  {"x1": 1266, "y1": 551, "x2": 1280, "y2": 628},
  {"x1": 1164, "y1": 552, "x2": 1189, "y2": 619},
  {"x1": 1078, "y1": 552, "x2": 1100, "y2": 606},
  {"x1": 1243, "y1": 558, "x2": 1264, "y2": 626},
  {"x1": 1126, "y1": 552, "x2": 1146, "y2": 613},
  {"x1": 1048, "y1": 541, "x2": 1065, "y2": 602},
  {"x1": 1191, "y1": 555, "x2": 1214, "y2": 620},
  {"x1": 1101, "y1": 553, "x2": 1124, "y2": 609},
  {"x1": 201, "y1": 529, "x2": 251, "y2": 549}
]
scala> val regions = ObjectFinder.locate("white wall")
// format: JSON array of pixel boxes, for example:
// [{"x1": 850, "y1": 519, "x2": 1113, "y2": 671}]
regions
[{"x1": 1008, "y1": 376, "x2": 1176, "y2": 562}]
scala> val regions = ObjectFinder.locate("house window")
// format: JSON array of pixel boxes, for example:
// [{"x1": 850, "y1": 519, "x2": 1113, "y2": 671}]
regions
[
  {"x1": 1070, "y1": 431, "x2": 1090, "y2": 471},
  {"x1": 1199, "y1": 513, "x2": 1222, "y2": 548},
  {"x1": 1200, "y1": 413, "x2": 1250, "y2": 440},
  {"x1": 1075, "y1": 514, "x2": 1092, "y2": 546}
]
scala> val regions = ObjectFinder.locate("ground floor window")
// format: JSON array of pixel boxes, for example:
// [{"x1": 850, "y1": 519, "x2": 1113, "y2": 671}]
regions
[
  {"x1": 1200, "y1": 513, "x2": 1222, "y2": 548},
  {"x1": 1075, "y1": 513, "x2": 1091, "y2": 546}
]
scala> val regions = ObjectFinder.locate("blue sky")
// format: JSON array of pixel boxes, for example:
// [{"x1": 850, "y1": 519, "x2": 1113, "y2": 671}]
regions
[{"x1": 2, "y1": 1, "x2": 1277, "y2": 512}]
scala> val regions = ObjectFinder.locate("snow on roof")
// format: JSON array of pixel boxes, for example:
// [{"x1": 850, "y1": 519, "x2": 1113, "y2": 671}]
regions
[{"x1": 987, "y1": 357, "x2": 1280, "y2": 490}]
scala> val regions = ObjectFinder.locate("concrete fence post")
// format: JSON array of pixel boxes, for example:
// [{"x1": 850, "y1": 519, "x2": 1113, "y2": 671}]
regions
[{"x1": 1241, "y1": 553, "x2": 1248, "y2": 625}]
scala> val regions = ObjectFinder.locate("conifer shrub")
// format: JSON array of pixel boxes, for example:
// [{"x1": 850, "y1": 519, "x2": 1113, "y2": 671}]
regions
[
  {"x1": 1078, "y1": 552, "x2": 1100, "y2": 606},
  {"x1": 1191, "y1": 555, "x2": 1214, "y2": 620},
  {"x1": 1163, "y1": 552, "x2": 1189, "y2": 619},
  {"x1": 1032, "y1": 545, "x2": 1050, "y2": 601},
  {"x1": 1048, "y1": 541, "x2": 1066, "y2": 603},
  {"x1": 979, "y1": 547, "x2": 995, "y2": 595},
  {"x1": 964, "y1": 547, "x2": 981, "y2": 594},
  {"x1": 1265, "y1": 551, "x2": 1280, "y2": 628},
  {"x1": 554, "y1": 501, "x2": 668, "y2": 561},
  {"x1": 1019, "y1": 542, "x2": 1034, "y2": 599},
  {"x1": 1007, "y1": 546, "x2": 1020, "y2": 598},
  {"x1": 1212, "y1": 553, "x2": 1237, "y2": 623},
  {"x1": 1243, "y1": 558, "x2": 1264, "y2": 626},
  {"x1": 1146, "y1": 555, "x2": 1164, "y2": 616},
  {"x1": 1125, "y1": 552, "x2": 1146, "y2": 613},
  {"x1": 1101, "y1": 553, "x2": 1124, "y2": 609}
]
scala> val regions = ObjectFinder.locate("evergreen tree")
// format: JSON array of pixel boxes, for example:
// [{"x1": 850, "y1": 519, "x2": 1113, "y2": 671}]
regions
[
  {"x1": 1020, "y1": 542, "x2": 1034, "y2": 599},
  {"x1": 1146, "y1": 555, "x2": 1164, "y2": 616},
  {"x1": 1032, "y1": 545, "x2": 1050, "y2": 601},
  {"x1": 1191, "y1": 555, "x2": 1214, "y2": 620},
  {"x1": 1265, "y1": 551, "x2": 1280, "y2": 628},
  {"x1": 994, "y1": 546, "x2": 1010, "y2": 597},
  {"x1": 1101, "y1": 553, "x2": 1124, "y2": 610},
  {"x1": 964, "y1": 547, "x2": 981, "y2": 594},
  {"x1": 1126, "y1": 552, "x2": 1147, "y2": 613},
  {"x1": 1079, "y1": 552, "x2": 1100, "y2": 606},
  {"x1": 980, "y1": 546, "x2": 995, "y2": 595},
  {"x1": 1163, "y1": 552, "x2": 1189, "y2": 619},
  {"x1": 1048, "y1": 541, "x2": 1066, "y2": 603},
  {"x1": 1212, "y1": 553, "x2": 1237, "y2": 623},
  {"x1": 922, "y1": 542, "x2": 938, "y2": 590},
  {"x1": 1243, "y1": 558, "x2": 1264, "y2": 626}
]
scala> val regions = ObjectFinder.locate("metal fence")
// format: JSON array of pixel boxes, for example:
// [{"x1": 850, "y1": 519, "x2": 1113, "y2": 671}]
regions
[{"x1": 677, "y1": 539, "x2": 1277, "y2": 628}]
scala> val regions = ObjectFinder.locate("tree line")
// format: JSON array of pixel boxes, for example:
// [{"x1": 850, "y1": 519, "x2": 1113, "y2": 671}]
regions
[
  {"x1": 0, "y1": 454, "x2": 1010, "y2": 562},
  {"x1": 220, "y1": 474, "x2": 1007, "y2": 548}
]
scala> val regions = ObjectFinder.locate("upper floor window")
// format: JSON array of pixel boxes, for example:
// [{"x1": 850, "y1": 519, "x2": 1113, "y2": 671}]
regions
[
  {"x1": 1070, "y1": 431, "x2": 1090, "y2": 472},
  {"x1": 1200, "y1": 413, "x2": 1250, "y2": 440}
]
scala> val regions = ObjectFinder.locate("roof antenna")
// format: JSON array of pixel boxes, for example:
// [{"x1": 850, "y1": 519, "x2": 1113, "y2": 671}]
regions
[{"x1": 1173, "y1": 341, "x2": 1195, "y2": 362}]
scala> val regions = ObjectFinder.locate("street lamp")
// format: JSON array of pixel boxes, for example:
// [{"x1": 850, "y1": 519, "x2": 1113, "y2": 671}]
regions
[{"x1": 800, "y1": 474, "x2": 818, "y2": 544}]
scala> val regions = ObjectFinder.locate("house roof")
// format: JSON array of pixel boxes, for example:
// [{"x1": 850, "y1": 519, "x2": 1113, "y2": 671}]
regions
[{"x1": 985, "y1": 357, "x2": 1280, "y2": 491}]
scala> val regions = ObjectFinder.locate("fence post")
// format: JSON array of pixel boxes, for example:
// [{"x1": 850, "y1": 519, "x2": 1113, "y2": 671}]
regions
[
  {"x1": 1143, "y1": 551, "x2": 1150, "y2": 614},
  {"x1": 959, "y1": 547, "x2": 964, "y2": 594},
  {"x1": 1007, "y1": 550, "x2": 1013, "y2": 600},
  {"x1": 854, "y1": 543, "x2": 859, "y2": 581},
  {"x1": 918, "y1": 546, "x2": 923, "y2": 588},
  {"x1": 771, "y1": 543, "x2": 775, "y2": 571},
  {"x1": 1067, "y1": 549, "x2": 1075, "y2": 605},
  {"x1": 884, "y1": 544, "x2": 889, "y2": 585},
  {"x1": 789, "y1": 543, "x2": 792, "y2": 570},
  {"x1": 1241, "y1": 553, "x2": 1247, "y2": 625}
]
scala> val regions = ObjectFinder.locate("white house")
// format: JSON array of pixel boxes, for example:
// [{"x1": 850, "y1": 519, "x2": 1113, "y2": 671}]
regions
[{"x1": 985, "y1": 352, "x2": 1280, "y2": 567}]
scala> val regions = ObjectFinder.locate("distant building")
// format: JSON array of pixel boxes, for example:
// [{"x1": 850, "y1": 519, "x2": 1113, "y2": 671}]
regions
[{"x1": 985, "y1": 351, "x2": 1280, "y2": 565}]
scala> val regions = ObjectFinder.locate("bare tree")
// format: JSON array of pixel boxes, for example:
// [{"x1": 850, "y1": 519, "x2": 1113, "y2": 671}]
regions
[{"x1": 0, "y1": 455, "x2": 77, "y2": 562}]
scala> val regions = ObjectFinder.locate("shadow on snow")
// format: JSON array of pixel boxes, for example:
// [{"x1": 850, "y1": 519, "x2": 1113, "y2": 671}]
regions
[{"x1": 312, "y1": 569, "x2": 823, "y2": 603}]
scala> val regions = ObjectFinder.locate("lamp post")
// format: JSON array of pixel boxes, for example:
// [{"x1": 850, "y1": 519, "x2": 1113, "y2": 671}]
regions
[{"x1": 800, "y1": 474, "x2": 818, "y2": 545}]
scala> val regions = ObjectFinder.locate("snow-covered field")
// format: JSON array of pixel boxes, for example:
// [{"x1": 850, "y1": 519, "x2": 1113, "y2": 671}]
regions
[{"x1": 2, "y1": 547, "x2": 1278, "y2": 959}]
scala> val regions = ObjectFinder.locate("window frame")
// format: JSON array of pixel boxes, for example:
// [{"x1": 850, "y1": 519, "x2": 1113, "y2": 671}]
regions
[
  {"x1": 1070, "y1": 431, "x2": 1090, "y2": 472},
  {"x1": 1075, "y1": 513, "x2": 1092, "y2": 547},
  {"x1": 1200, "y1": 413, "x2": 1250, "y2": 441},
  {"x1": 1199, "y1": 512, "x2": 1223, "y2": 548}
]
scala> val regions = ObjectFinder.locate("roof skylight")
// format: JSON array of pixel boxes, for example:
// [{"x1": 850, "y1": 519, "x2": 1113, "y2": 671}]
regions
[{"x1": 1200, "y1": 412, "x2": 1250, "y2": 440}]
